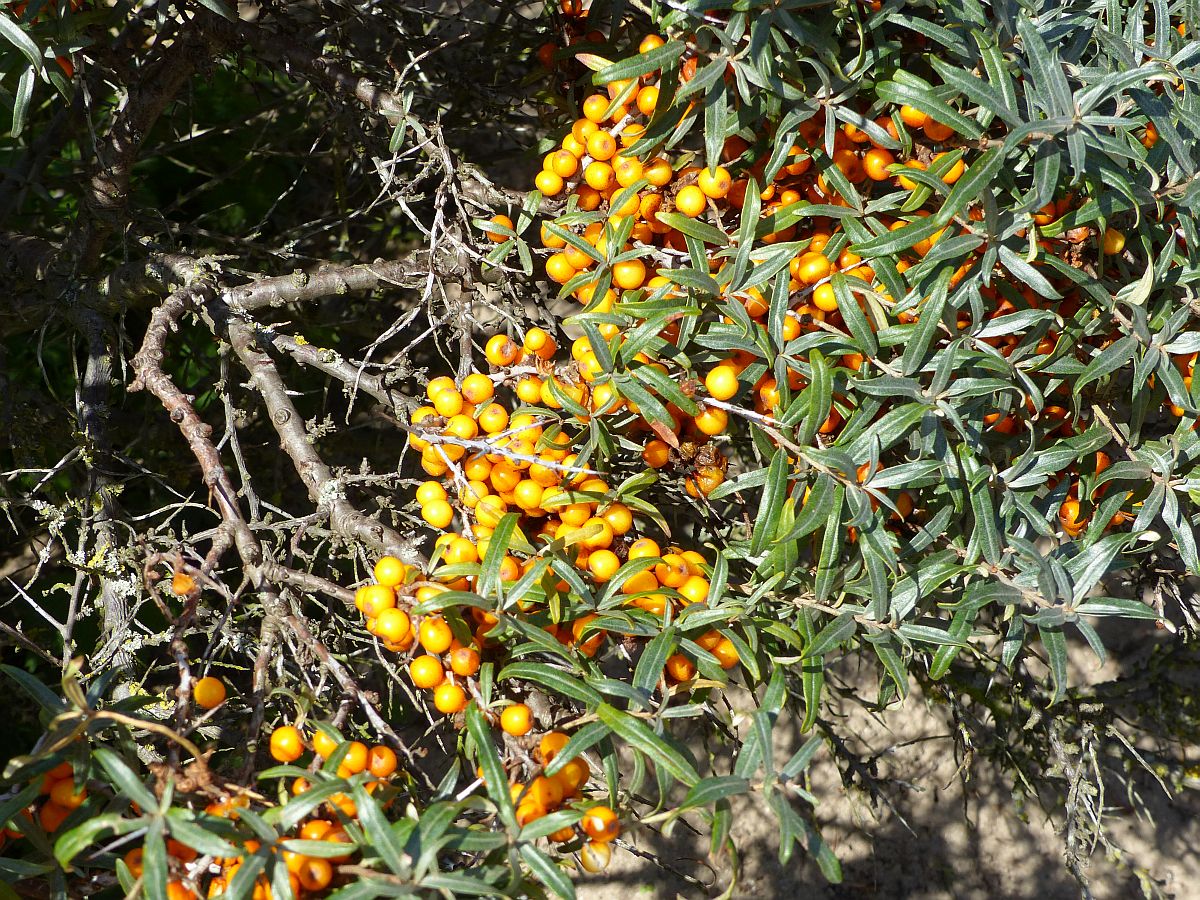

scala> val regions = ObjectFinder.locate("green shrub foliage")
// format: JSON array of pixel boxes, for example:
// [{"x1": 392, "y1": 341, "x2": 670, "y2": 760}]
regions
[{"x1": 1, "y1": 0, "x2": 1199, "y2": 897}]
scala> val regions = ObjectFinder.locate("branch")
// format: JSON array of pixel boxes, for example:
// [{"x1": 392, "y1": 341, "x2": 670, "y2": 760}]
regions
[
  {"x1": 222, "y1": 253, "x2": 440, "y2": 313},
  {"x1": 225, "y1": 313, "x2": 424, "y2": 565}
]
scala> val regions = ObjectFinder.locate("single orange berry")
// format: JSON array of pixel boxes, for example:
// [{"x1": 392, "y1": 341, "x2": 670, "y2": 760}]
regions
[
  {"x1": 410, "y1": 655, "x2": 446, "y2": 689},
  {"x1": 675, "y1": 184, "x2": 706, "y2": 217},
  {"x1": 367, "y1": 745, "x2": 398, "y2": 778},
  {"x1": 500, "y1": 703, "x2": 533, "y2": 737},
  {"x1": 268, "y1": 725, "x2": 305, "y2": 763},
  {"x1": 580, "y1": 839, "x2": 612, "y2": 872},
  {"x1": 485, "y1": 334, "x2": 519, "y2": 367},
  {"x1": 433, "y1": 682, "x2": 467, "y2": 714},
  {"x1": 373, "y1": 555, "x2": 408, "y2": 588},
  {"x1": 705, "y1": 364, "x2": 739, "y2": 401},
  {"x1": 193, "y1": 676, "x2": 227, "y2": 710},
  {"x1": 581, "y1": 805, "x2": 621, "y2": 842},
  {"x1": 449, "y1": 646, "x2": 481, "y2": 677},
  {"x1": 697, "y1": 166, "x2": 732, "y2": 199},
  {"x1": 419, "y1": 616, "x2": 454, "y2": 654}
]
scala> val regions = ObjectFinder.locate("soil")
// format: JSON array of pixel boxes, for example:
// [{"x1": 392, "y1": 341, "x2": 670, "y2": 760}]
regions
[{"x1": 578, "y1": 622, "x2": 1200, "y2": 900}]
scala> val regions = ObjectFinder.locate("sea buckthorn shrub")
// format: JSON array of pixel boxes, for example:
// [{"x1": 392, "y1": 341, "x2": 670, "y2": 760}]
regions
[{"x1": 2, "y1": 0, "x2": 1200, "y2": 897}]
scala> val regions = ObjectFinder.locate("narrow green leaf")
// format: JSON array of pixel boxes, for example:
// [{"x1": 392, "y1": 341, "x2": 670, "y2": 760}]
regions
[
  {"x1": 596, "y1": 704, "x2": 699, "y2": 787},
  {"x1": 750, "y1": 449, "x2": 790, "y2": 555},
  {"x1": 465, "y1": 704, "x2": 517, "y2": 831}
]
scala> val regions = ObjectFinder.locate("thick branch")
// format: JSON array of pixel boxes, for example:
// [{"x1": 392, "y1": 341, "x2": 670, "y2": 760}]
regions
[
  {"x1": 226, "y1": 314, "x2": 422, "y2": 564},
  {"x1": 222, "y1": 253, "x2": 440, "y2": 312}
]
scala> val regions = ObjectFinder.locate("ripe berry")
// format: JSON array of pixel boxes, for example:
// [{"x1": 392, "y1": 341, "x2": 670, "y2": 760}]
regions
[
  {"x1": 312, "y1": 729, "x2": 340, "y2": 759},
  {"x1": 485, "y1": 334, "x2": 518, "y2": 367},
  {"x1": 373, "y1": 555, "x2": 408, "y2": 588},
  {"x1": 665, "y1": 653, "x2": 696, "y2": 682},
  {"x1": 697, "y1": 166, "x2": 732, "y2": 199},
  {"x1": 410, "y1": 655, "x2": 446, "y2": 689},
  {"x1": 374, "y1": 608, "x2": 412, "y2": 643},
  {"x1": 419, "y1": 616, "x2": 454, "y2": 654},
  {"x1": 579, "y1": 839, "x2": 612, "y2": 872},
  {"x1": 675, "y1": 184, "x2": 706, "y2": 217},
  {"x1": 421, "y1": 499, "x2": 455, "y2": 530},
  {"x1": 193, "y1": 676, "x2": 226, "y2": 710},
  {"x1": 433, "y1": 683, "x2": 467, "y2": 714},
  {"x1": 581, "y1": 805, "x2": 621, "y2": 842},
  {"x1": 367, "y1": 745, "x2": 398, "y2": 778},
  {"x1": 170, "y1": 572, "x2": 195, "y2": 596},
  {"x1": 535, "y1": 169, "x2": 565, "y2": 196},
  {"x1": 705, "y1": 364, "x2": 739, "y2": 401},
  {"x1": 484, "y1": 214, "x2": 513, "y2": 242},
  {"x1": 449, "y1": 646, "x2": 481, "y2": 677},
  {"x1": 500, "y1": 703, "x2": 533, "y2": 736},
  {"x1": 268, "y1": 725, "x2": 305, "y2": 763}
]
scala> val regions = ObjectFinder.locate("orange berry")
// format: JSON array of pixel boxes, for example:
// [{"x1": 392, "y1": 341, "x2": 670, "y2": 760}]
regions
[
  {"x1": 642, "y1": 439, "x2": 670, "y2": 468},
  {"x1": 712, "y1": 637, "x2": 740, "y2": 669},
  {"x1": 581, "y1": 805, "x2": 621, "y2": 842},
  {"x1": 636, "y1": 84, "x2": 659, "y2": 116},
  {"x1": 586, "y1": 130, "x2": 617, "y2": 161},
  {"x1": 433, "y1": 682, "x2": 467, "y2": 714},
  {"x1": 535, "y1": 169, "x2": 565, "y2": 196},
  {"x1": 312, "y1": 729, "x2": 340, "y2": 759},
  {"x1": 373, "y1": 555, "x2": 408, "y2": 588},
  {"x1": 49, "y1": 780, "x2": 86, "y2": 810},
  {"x1": 485, "y1": 334, "x2": 519, "y2": 367},
  {"x1": 461, "y1": 373, "x2": 495, "y2": 405},
  {"x1": 693, "y1": 406, "x2": 728, "y2": 436},
  {"x1": 600, "y1": 503, "x2": 632, "y2": 534},
  {"x1": 269, "y1": 725, "x2": 305, "y2": 763},
  {"x1": 612, "y1": 258, "x2": 646, "y2": 289},
  {"x1": 678, "y1": 575, "x2": 710, "y2": 604},
  {"x1": 705, "y1": 364, "x2": 739, "y2": 401},
  {"x1": 557, "y1": 757, "x2": 591, "y2": 795},
  {"x1": 795, "y1": 251, "x2": 832, "y2": 285},
  {"x1": 923, "y1": 117, "x2": 954, "y2": 141},
  {"x1": 697, "y1": 166, "x2": 732, "y2": 199},
  {"x1": 675, "y1": 184, "x2": 706, "y2": 217},
  {"x1": 539, "y1": 731, "x2": 570, "y2": 763},
  {"x1": 582, "y1": 94, "x2": 610, "y2": 123},
  {"x1": 419, "y1": 616, "x2": 454, "y2": 654},
  {"x1": 500, "y1": 703, "x2": 533, "y2": 736},
  {"x1": 421, "y1": 499, "x2": 455, "y2": 530},
  {"x1": 193, "y1": 676, "x2": 226, "y2": 710},
  {"x1": 300, "y1": 819, "x2": 334, "y2": 841},
  {"x1": 899, "y1": 104, "x2": 928, "y2": 128},
  {"x1": 449, "y1": 646, "x2": 481, "y2": 677},
  {"x1": 297, "y1": 857, "x2": 333, "y2": 891},
  {"x1": 580, "y1": 839, "x2": 612, "y2": 872},
  {"x1": 644, "y1": 157, "x2": 673, "y2": 186},
  {"x1": 416, "y1": 480, "x2": 447, "y2": 506},
  {"x1": 524, "y1": 326, "x2": 557, "y2": 359},
  {"x1": 359, "y1": 584, "x2": 397, "y2": 619},
  {"x1": 373, "y1": 607, "x2": 412, "y2": 644},
  {"x1": 432, "y1": 388, "x2": 464, "y2": 417},
  {"x1": 638, "y1": 33, "x2": 665, "y2": 53},
  {"x1": 862, "y1": 147, "x2": 894, "y2": 181},
  {"x1": 812, "y1": 282, "x2": 838, "y2": 313},
  {"x1": 410, "y1": 655, "x2": 446, "y2": 689},
  {"x1": 665, "y1": 653, "x2": 696, "y2": 682},
  {"x1": 484, "y1": 214, "x2": 513, "y2": 242},
  {"x1": 367, "y1": 745, "x2": 398, "y2": 778}
]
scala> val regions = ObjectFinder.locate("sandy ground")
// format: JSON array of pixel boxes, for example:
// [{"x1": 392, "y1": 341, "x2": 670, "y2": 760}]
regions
[{"x1": 577, "y1": 623, "x2": 1200, "y2": 900}]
